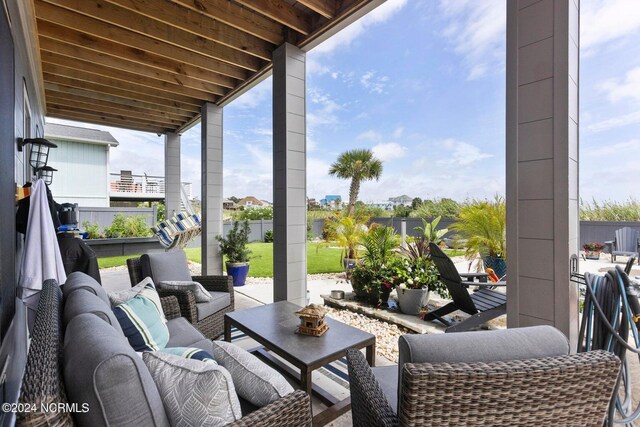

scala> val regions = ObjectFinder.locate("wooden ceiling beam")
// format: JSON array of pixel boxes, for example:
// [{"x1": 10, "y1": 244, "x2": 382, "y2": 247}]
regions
[
  {"x1": 102, "y1": 0, "x2": 275, "y2": 61},
  {"x1": 41, "y1": 56, "x2": 225, "y2": 99},
  {"x1": 38, "y1": 31, "x2": 237, "y2": 89},
  {"x1": 173, "y1": 0, "x2": 284, "y2": 45},
  {"x1": 45, "y1": 91, "x2": 192, "y2": 122},
  {"x1": 44, "y1": 83, "x2": 195, "y2": 118},
  {"x1": 297, "y1": 0, "x2": 335, "y2": 19},
  {"x1": 35, "y1": 3, "x2": 251, "y2": 80},
  {"x1": 43, "y1": 74, "x2": 202, "y2": 113},
  {"x1": 42, "y1": 65, "x2": 211, "y2": 106},
  {"x1": 39, "y1": 0, "x2": 265, "y2": 71},
  {"x1": 47, "y1": 103, "x2": 183, "y2": 128},
  {"x1": 47, "y1": 111, "x2": 171, "y2": 134},
  {"x1": 234, "y1": 0, "x2": 313, "y2": 35}
]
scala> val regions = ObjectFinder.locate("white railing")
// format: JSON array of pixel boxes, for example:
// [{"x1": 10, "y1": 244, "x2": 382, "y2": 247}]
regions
[{"x1": 109, "y1": 173, "x2": 192, "y2": 199}]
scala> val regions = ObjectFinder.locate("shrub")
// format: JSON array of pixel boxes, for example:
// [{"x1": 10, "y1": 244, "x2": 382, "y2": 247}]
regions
[
  {"x1": 82, "y1": 221, "x2": 103, "y2": 239},
  {"x1": 234, "y1": 207, "x2": 273, "y2": 221},
  {"x1": 264, "y1": 229, "x2": 274, "y2": 243},
  {"x1": 216, "y1": 220, "x2": 251, "y2": 263},
  {"x1": 580, "y1": 199, "x2": 640, "y2": 221},
  {"x1": 451, "y1": 197, "x2": 506, "y2": 260},
  {"x1": 104, "y1": 214, "x2": 151, "y2": 238},
  {"x1": 411, "y1": 198, "x2": 461, "y2": 219}
]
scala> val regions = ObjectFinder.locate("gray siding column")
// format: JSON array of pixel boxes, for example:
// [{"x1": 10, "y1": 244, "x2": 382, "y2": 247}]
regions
[
  {"x1": 506, "y1": 0, "x2": 580, "y2": 346},
  {"x1": 273, "y1": 43, "x2": 307, "y2": 306},
  {"x1": 164, "y1": 132, "x2": 181, "y2": 217},
  {"x1": 201, "y1": 103, "x2": 223, "y2": 275}
]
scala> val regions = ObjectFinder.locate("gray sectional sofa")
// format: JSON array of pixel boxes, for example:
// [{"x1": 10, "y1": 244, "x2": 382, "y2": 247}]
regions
[{"x1": 18, "y1": 272, "x2": 312, "y2": 426}]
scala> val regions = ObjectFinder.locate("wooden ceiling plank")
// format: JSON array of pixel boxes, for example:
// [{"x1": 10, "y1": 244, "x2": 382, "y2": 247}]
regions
[
  {"x1": 102, "y1": 0, "x2": 275, "y2": 61},
  {"x1": 47, "y1": 111, "x2": 170, "y2": 134},
  {"x1": 234, "y1": 0, "x2": 313, "y2": 35},
  {"x1": 42, "y1": 59, "x2": 224, "y2": 101},
  {"x1": 39, "y1": 32, "x2": 237, "y2": 89},
  {"x1": 35, "y1": 3, "x2": 251, "y2": 80},
  {"x1": 296, "y1": 0, "x2": 335, "y2": 19},
  {"x1": 44, "y1": 83, "x2": 195, "y2": 117},
  {"x1": 48, "y1": 103, "x2": 183, "y2": 128},
  {"x1": 46, "y1": 91, "x2": 192, "y2": 122},
  {"x1": 41, "y1": 57, "x2": 225, "y2": 99},
  {"x1": 39, "y1": 0, "x2": 264, "y2": 71},
  {"x1": 173, "y1": 0, "x2": 283, "y2": 45},
  {"x1": 43, "y1": 74, "x2": 202, "y2": 113}
]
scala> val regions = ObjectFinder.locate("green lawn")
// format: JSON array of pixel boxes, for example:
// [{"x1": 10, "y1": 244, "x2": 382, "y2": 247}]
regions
[{"x1": 97, "y1": 243, "x2": 466, "y2": 277}]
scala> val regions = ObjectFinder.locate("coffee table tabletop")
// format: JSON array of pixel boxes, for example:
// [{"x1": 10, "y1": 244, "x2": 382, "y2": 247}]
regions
[{"x1": 224, "y1": 301, "x2": 376, "y2": 426}]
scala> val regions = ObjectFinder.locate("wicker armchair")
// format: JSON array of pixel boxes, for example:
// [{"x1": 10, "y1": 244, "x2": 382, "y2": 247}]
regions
[
  {"x1": 346, "y1": 326, "x2": 621, "y2": 427},
  {"x1": 127, "y1": 253, "x2": 234, "y2": 340}
]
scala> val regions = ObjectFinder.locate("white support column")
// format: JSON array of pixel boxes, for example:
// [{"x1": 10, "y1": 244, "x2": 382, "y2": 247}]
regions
[
  {"x1": 506, "y1": 0, "x2": 580, "y2": 347},
  {"x1": 201, "y1": 103, "x2": 224, "y2": 275},
  {"x1": 164, "y1": 132, "x2": 181, "y2": 217},
  {"x1": 273, "y1": 42, "x2": 307, "y2": 306}
]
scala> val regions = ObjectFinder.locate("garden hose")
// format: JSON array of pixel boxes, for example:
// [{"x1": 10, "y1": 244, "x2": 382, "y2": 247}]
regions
[{"x1": 579, "y1": 266, "x2": 640, "y2": 426}]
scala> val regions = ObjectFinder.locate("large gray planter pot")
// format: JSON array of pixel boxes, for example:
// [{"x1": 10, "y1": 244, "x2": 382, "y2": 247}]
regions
[{"x1": 397, "y1": 288, "x2": 430, "y2": 315}]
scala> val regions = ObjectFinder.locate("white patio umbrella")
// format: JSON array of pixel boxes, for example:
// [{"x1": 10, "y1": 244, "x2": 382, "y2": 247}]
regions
[{"x1": 18, "y1": 179, "x2": 66, "y2": 323}]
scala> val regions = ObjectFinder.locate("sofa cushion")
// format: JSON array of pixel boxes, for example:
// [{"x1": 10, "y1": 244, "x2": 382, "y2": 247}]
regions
[
  {"x1": 143, "y1": 351, "x2": 242, "y2": 426},
  {"x1": 64, "y1": 313, "x2": 170, "y2": 427},
  {"x1": 371, "y1": 365, "x2": 398, "y2": 415},
  {"x1": 166, "y1": 318, "x2": 212, "y2": 352},
  {"x1": 63, "y1": 271, "x2": 110, "y2": 306},
  {"x1": 196, "y1": 292, "x2": 231, "y2": 321},
  {"x1": 158, "y1": 280, "x2": 212, "y2": 303},
  {"x1": 161, "y1": 347, "x2": 216, "y2": 363},
  {"x1": 211, "y1": 340, "x2": 294, "y2": 407},
  {"x1": 141, "y1": 251, "x2": 192, "y2": 283},
  {"x1": 63, "y1": 289, "x2": 124, "y2": 336},
  {"x1": 113, "y1": 289, "x2": 169, "y2": 352},
  {"x1": 109, "y1": 277, "x2": 167, "y2": 324}
]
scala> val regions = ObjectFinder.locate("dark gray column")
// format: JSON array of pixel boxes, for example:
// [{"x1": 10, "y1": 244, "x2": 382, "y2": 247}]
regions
[
  {"x1": 273, "y1": 42, "x2": 307, "y2": 306},
  {"x1": 164, "y1": 132, "x2": 181, "y2": 218},
  {"x1": 201, "y1": 103, "x2": 223, "y2": 275},
  {"x1": 506, "y1": 0, "x2": 580, "y2": 347}
]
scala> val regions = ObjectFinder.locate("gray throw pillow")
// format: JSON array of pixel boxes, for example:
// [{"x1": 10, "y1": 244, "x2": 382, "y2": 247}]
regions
[
  {"x1": 108, "y1": 276, "x2": 151, "y2": 306},
  {"x1": 158, "y1": 281, "x2": 212, "y2": 303},
  {"x1": 211, "y1": 341, "x2": 294, "y2": 407},
  {"x1": 143, "y1": 351, "x2": 242, "y2": 426}
]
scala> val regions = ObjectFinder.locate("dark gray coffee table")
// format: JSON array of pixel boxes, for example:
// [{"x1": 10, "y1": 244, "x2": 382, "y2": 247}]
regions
[{"x1": 224, "y1": 301, "x2": 376, "y2": 426}]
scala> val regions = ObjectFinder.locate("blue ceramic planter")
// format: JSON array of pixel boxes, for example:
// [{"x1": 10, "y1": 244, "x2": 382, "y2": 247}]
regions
[
  {"x1": 226, "y1": 262, "x2": 249, "y2": 287},
  {"x1": 483, "y1": 256, "x2": 507, "y2": 280}
]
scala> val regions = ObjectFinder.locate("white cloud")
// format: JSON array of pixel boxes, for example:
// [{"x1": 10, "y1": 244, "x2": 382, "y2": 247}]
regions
[
  {"x1": 230, "y1": 78, "x2": 272, "y2": 109},
  {"x1": 357, "y1": 130, "x2": 383, "y2": 142},
  {"x1": 581, "y1": 0, "x2": 640, "y2": 53},
  {"x1": 307, "y1": 88, "x2": 343, "y2": 128},
  {"x1": 372, "y1": 142, "x2": 407, "y2": 161},
  {"x1": 313, "y1": 0, "x2": 408, "y2": 55},
  {"x1": 437, "y1": 0, "x2": 505, "y2": 80},
  {"x1": 392, "y1": 127, "x2": 404, "y2": 139},
  {"x1": 583, "y1": 138, "x2": 640, "y2": 158},
  {"x1": 585, "y1": 110, "x2": 640, "y2": 133},
  {"x1": 600, "y1": 67, "x2": 640, "y2": 103},
  {"x1": 431, "y1": 138, "x2": 494, "y2": 166},
  {"x1": 360, "y1": 71, "x2": 389, "y2": 94}
]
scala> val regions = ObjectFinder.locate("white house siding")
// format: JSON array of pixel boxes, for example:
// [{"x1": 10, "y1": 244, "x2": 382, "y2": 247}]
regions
[{"x1": 47, "y1": 139, "x2": 110, "y2": 207}]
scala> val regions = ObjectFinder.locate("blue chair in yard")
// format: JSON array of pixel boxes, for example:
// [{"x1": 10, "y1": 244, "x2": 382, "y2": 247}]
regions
[{"x1": 606, "y1": 227, "x2": 640, "y2": 265}]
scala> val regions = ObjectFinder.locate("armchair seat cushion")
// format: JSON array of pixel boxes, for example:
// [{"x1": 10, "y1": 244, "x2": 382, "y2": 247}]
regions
[
  {"x1": 371, "y1": 365, "x2": 398, "y2": 414},
  {"x1": 196, "y1": 292, "x2": 231, "y2": 321}
]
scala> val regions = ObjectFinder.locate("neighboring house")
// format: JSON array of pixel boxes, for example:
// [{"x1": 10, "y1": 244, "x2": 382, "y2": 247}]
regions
[
  {"x1": 237, "y1": 196, "x2": 266, "y2": 209},
  {"x1": 45, "y1": 123, "x2": 119, "y2": 207},
  {"x1": 367, "y1": 201, "x2": 394, "y2": 210},
  {"x1": 320, "y1": 195, "x2": 342, "y2": 210},
  {"x1": 388, "y1": 195, "x2": 413, "y2": 207},
  {"x1": 223, "y1": 199, "x2": 237, "y2": 210}
]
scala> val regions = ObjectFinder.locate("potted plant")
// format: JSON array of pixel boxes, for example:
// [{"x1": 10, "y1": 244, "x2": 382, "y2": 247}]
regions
[
  {"x1": 391, "y1": 255, "x2": 446, "y2": 315},
  {"x1": 583, "y1": 242, "x2": 605, "y2": 260},
  {"x1": 216, "y1": 220, "x2": 251, "y2": 286},
  {"x1": 324, "y1": 214, "x2": 368, "y2": 278},
  {"x1": 451, "y1": 197, "x2": 506, "y2": 279}
]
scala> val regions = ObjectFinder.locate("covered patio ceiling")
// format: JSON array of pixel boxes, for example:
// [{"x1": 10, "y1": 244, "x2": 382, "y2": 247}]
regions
[{"x1": 32, "y1": 0, "x2": 381, "y2": 134}]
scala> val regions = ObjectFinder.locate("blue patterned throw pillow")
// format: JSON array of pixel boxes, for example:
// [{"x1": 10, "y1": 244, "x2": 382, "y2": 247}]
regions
[
  {"x1": 161, "y1": 347, "x2": 216, "y2": 363},
  {"x1": 113, "y1": 289, "x2": 169, "y2": 352}
]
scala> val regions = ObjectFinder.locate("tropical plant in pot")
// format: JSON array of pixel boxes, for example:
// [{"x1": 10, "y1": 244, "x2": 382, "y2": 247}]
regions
[
  {"x1": 324, "y1": 213, "x2": 368, "y2": 278},
  {"x1": 350, "y1": 224, "x2": 399, "y2": 306},
  {"x1": 583, "y1": 242, "x2": 605, "y2": 260},
  {"x1": 391, "y1": 253, "x2": 447, "y2": 315},
  {"x1": 451, "y1": 197, "x2": 507, "y2": 278},
  {"x1": 216, "y1": 220, "x2": 251, "y2": 286}
]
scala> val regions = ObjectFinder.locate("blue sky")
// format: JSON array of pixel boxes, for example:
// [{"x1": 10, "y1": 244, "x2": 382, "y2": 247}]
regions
[{"x1": 51, "y1": 0, "x2": 640, "y2": 203}]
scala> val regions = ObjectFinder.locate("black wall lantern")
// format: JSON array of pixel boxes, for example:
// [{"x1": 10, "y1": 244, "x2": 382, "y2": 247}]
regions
[
  {"x1": 35, "y1": 166, "x2": 57, "y2": 185},
  {"x1": 17, "y1": 137, "x2": 57, "y2": 169}
]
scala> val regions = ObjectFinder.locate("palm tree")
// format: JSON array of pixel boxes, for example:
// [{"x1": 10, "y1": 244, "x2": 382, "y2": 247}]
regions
[{"x1": 329, "y1": 149, "x2": 383, "y2": 217}]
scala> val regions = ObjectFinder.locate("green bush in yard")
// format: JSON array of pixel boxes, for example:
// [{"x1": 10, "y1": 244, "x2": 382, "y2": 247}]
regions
[{"x1": 104, "y1": 214, "x2": 151, "y2": 238}]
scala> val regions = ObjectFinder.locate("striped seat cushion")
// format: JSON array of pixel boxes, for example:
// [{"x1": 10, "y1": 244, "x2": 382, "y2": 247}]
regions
[{"x1": 113, "y1": 286, "x2": 169, "y2": 352}]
